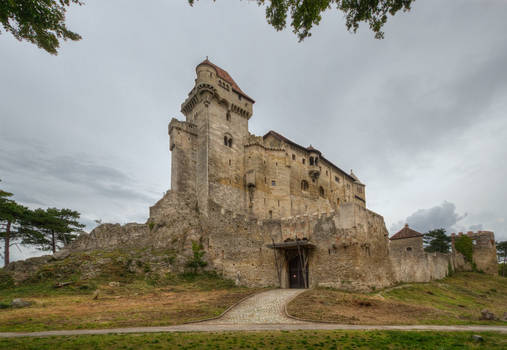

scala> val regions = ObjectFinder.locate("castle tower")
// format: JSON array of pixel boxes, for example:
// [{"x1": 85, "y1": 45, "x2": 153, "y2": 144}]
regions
[{"x1": 171, "y1": 59, "x2": 255, "y2": 215}]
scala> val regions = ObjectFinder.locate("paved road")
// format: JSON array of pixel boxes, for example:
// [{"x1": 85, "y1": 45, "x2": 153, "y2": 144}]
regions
[{"x1": 1, "y1": 289, "x2": 506, "y2": 338}]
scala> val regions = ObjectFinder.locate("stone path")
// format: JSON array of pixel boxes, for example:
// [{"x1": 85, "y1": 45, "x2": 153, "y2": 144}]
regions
[
  {"x1": 1, "y1": 289, "x2": 506, "y2": 338},
  {"x1": 202, "y1": 288, "x2": 306, "y2": 324}
]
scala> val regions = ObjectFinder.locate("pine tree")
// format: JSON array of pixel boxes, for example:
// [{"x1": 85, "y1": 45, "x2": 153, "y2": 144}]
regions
[
  {"x1": 423, "y1": 228, "x2": 451, "y2": 253},
  {"x1": 24, "y1": 208, "x2": 85, "y2": 253},
  {"x1": 0, "y1": 181, "x2": 29, "y2": 266}
]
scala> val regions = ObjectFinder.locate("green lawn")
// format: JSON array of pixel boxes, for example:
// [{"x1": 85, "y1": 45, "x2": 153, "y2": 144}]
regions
[{"x1": 0, "y1": 331, "x2": 505, "y2": 350}]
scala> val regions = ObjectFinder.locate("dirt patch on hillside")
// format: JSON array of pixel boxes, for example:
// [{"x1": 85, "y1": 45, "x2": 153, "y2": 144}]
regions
[{"x1": 287, "y1": 289, "x2": 445, "y2": 324}]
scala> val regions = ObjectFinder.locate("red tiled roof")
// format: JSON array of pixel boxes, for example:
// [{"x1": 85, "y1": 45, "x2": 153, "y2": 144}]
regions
[
  {"x1": 197, "y1": 59, "x2": 255, "y2": 103},
  {"x1": 390, "y1": 224, "x2": 423, "y2": 240},
  {"x1": 263, "y1": 130, "x2": 355, "y2": 181}
]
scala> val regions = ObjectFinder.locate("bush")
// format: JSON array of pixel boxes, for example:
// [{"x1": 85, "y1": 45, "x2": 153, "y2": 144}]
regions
[
  {"x1": 454, "y1": 235, "x2": 476, "y2": 270},
  {"x1": 0, "y1": 269, "x2": 14, "y2": 289},
  {"x1": 185, "y1": 241, "x2": 207, "y2": 274}
]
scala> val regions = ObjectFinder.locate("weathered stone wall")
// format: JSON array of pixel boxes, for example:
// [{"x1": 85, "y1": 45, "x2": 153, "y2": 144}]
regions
[
  {"x1": 201, "y1": 201, "x2": 395, "y2": 291},
  {"x1": 390, "y1": 249, "x2": 451, "y2": 283},
  {"x1": 451, "y1": 231, "x2": 498, "y2": 275}
]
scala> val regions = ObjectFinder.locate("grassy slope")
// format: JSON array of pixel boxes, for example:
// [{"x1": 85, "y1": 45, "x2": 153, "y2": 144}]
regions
[
  {"x1": 0, "y1": 249, "x2": 259, "y2": 332},
  {"x1": 0, "y1": 331, "x2": 505, "y2": 350},
  {"x1": 287, "y1": 272, "x2": 507, "y2": 325}
]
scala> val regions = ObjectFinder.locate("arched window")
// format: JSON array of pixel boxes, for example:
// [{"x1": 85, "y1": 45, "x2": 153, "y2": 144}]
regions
[
  {"x1": 226, "y1": 111, "x2": 231, "y2": 121},
  {"x1": 301, "y1": 180, "x2": 309, "y2": 191},
  {"x1": 224, "y1": 134, "x2": 233, "y2": 148},
  {"x1": 319, "y1": 186, "x2": 325, "y2": 197},
  {"x1": 309, "y1": 157, "x2": 314, "y2": 166}
]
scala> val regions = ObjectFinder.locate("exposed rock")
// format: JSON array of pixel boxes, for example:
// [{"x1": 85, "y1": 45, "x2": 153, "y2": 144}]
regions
[
  {"x1": 472, "y1": 335, "x2": 484, "y2": 342},
  {"x1": 11, "y1": 298, "x2": 33, "y2": 308},
  {"x1": 479, "y1": 309, "x2": 497, "y2": 321},
  {"x1": 53, "y1": 249, "x2": 71, "y2": 260},
  {"x1": 108, "y1": 281, "x2": 120, "y2": 287}
]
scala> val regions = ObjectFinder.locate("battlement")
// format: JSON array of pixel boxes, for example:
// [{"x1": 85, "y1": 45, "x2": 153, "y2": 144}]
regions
[
  {"x1": 168, "y1": 118, "x2": 198, "y2": 136},
  {"x1": 451, "y1": 230, "x2": 495, "y2": 249}
]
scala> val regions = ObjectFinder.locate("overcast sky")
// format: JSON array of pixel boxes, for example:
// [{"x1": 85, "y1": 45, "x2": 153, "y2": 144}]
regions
[{"x1": 1, "y1": 0, "x2": 506, "y2": 263}]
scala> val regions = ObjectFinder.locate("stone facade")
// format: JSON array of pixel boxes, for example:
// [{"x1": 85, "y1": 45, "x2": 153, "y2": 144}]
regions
[
  {"x1": 56, "y1": 60, "x2": 497, "y2": 290},
  {"x1": 171, "y1": 59, "x2": 365, "y2": 219}
]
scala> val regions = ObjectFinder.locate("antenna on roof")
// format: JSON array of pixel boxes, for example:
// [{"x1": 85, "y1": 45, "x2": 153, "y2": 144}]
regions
[{"x1": 206, "y1": 55, "x2": 208, "y2": 60}]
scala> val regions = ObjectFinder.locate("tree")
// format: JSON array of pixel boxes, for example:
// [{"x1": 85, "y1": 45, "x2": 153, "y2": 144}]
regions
[
  {"x1": 497, "y1": 241, "x2": 507, "y2": 277},
  {"x1": 0, "y1": 181, "x2": 30, "y2": 266},
  {"x1": 0, "y1": 0, "x2": 82, "y2": 55},
  {"x1": 185, "y1": 240, "x2": 207, "y2": 274},
  {"x1": 23, "y1": 207, "x2": 84, "y2": 253},
  {"x1": 423, "y1": 228, "x2": 451, "y2": 253},
  {"x1": 188, "y1": 0, "x2": 415, "y2": 41}
]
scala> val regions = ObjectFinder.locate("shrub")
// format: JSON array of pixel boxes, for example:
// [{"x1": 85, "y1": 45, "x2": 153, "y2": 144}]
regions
[
  {"x1": 454, "y1": 235, "x2": 476, "y2": 270},
  {"x1": 185, "y1": 241, "x2": 207, "y2": 274}
]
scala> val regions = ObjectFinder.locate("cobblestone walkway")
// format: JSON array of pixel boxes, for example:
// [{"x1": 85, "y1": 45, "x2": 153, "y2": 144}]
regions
[{"x1": 204, "y1": 289, "x2": 306, "y2": 324}]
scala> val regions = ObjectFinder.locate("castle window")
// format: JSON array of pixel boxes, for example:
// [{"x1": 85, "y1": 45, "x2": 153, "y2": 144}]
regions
[
  {"x1": 309, "y1": 157, "x2": 314, "y2": 166},
  {"x1": 277, "y1": 200, "x2": 280, "y2": 207},
  {"x1": 276, "y1": 162, "x2": 278, "y2": 166},
  {"x1": 226, "y1": 111, "x2": 231, "y2": 121},
  {"x1": 301, "y1": 180, "x2": 309, "y2": 191},
  {"x1": 335, "y1": 176, "x2": 339, "y2": 183},
  {"x1": 292, "y1": 154, "x2": 296, "y2": 160},
  {"x1": 406, "y1": 247, "x2": 412, "y2": 252},
  {"x1": 302, "y1": 158, "x2": 306, "y2": 165},
  {"x1": 228, "y1": 159, "x2": 231, "y2": 166},
  {"x1": 269, "y1": 210, "x2": 272, "y2": 219},
  {"x1": 271, "y1": 180, "x2": 276, "y2": 186},
  {"x1": 238, "y1": 94, "x2": 242, "y2": 101},
  {"x1": 337, "y1": 198, "x2": 340, "y2": 206},
  {"x1": 224, "y1": 135, "x2": 233, "y2": 148},
  {"x1": 315, "y1": 158, "x2": 318, "y2": 165},
  {"x1": 319, "y1": 186, "x2": 325, "y2": 197},
  {"x1": 326, "y1": 170, "x2": 328, "y2": 176}
]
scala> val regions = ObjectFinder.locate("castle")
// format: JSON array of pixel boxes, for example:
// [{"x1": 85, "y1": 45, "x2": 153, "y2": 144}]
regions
[
  {"x1": 170, "y1": 59, "x2": 365, "y2": 221},
  {"x1": 65, "y1": 59, "x2": 497, "y2": 290}
]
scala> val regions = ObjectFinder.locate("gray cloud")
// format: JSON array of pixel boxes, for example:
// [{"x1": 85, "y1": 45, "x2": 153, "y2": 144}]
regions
[{"x1": 390, "y1": 201, "x2": 467, "y2": 234}]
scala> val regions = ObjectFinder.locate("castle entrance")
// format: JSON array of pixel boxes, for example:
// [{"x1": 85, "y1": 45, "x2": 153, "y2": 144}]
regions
[
  {"x1": 267, "y1": 239, "x2": 314, "y2": 289},
  {"x1": 288, "y1": 256, "x2": 308, "y2": 289}
]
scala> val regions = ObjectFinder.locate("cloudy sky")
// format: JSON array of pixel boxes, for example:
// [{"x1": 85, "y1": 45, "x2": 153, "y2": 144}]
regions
[{"x1": 1, "y1": 0, "x2": 506, "y2": 263}]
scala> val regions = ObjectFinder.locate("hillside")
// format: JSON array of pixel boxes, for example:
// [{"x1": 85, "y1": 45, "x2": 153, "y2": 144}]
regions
[{"x1": 287, "y1": 272, "x2": 507, "y2": 325}]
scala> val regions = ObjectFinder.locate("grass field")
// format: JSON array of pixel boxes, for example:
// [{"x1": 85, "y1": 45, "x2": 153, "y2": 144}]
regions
[
  {"x1": 0, "y1": 330, "x2": 505, "y2": 349},
  {"x1": 287, "y1": 272, "x2": 507, "y2": 325},
  {"x1": 0, "y1": 272, "x2": 257, "y2": 332}
]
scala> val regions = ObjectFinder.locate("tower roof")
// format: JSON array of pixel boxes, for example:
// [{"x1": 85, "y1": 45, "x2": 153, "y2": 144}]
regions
[
  {"x1": 390, "y1": 224, "x2": 423, "y2": 240},
  {"x1": 197, "y1": 59, "x2": 255, "y2": 103}
]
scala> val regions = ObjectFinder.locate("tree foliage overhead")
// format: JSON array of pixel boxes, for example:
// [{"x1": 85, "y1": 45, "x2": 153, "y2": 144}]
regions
[
  {"x1": 189, "y1": 0, "x2": 415, "y2": 40},
  {"x1": 423, "y1": 228, "x2": 451, "y2": 253},
  {"x1": 0, "y1": 0, "x2": 82, "y2": 55}
]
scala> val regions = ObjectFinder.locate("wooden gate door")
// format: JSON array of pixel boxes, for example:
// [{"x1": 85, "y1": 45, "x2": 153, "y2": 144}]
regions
[{"x1": 288, "y1": 256, "x2": 307, "y2": 288}]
